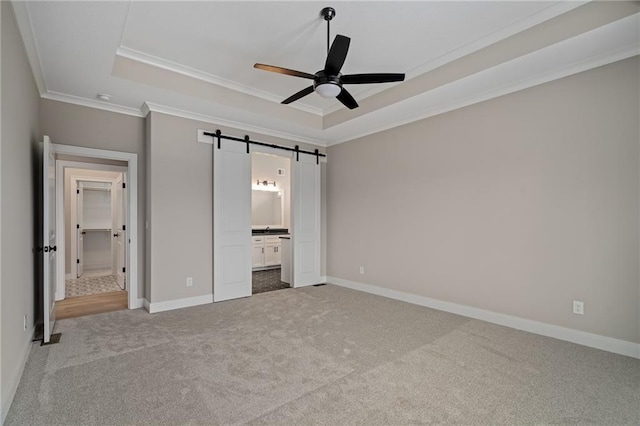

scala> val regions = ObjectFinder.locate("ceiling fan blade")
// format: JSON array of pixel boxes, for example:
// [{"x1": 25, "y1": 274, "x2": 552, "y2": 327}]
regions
[
  {"x1": 282, "y1": 85, "x2": 315, "y2": 104},
  {"x1": 336, "y1": 88, "x2": 358, "y2": 110},
  {"x1": 324, "y1": 35, "x2": 350, "y2": 75},
  {"x1": 341, "y1": 73, "x2": 405, "y2": 84},
  {"x1": 254, "y1": 64, "x2": 315, "y2": 80}
]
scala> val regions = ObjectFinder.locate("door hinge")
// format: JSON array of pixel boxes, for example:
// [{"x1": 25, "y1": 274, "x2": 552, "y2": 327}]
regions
[
  {"x1": 122, "y1": 225, "x2": 126, "y2": 231},
  {"x1": 122, "y1": 267, "x2": 126, "y2": 273},
  {"x1": 122, "y1": 182, "x2": 126, "y2": 189},
  {"x1": 76, "y1": 224, "x2": 79, "y2": 229},
  {"x1": 76, "y1": 189, "x2": 80, "y2": 194},
  {"x1": 76, "y1": 259, "x2": 80, "y2": 264}
]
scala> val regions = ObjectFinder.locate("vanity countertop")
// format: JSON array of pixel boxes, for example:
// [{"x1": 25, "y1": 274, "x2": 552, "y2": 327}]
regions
[{"x1": 252, "y1": 228, "x2": 289, "y2": 235}]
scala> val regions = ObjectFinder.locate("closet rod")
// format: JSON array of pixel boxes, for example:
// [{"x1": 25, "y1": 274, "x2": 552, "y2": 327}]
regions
[{"x1": 203, "y1": 130, "x2": 326, "y2": 162}]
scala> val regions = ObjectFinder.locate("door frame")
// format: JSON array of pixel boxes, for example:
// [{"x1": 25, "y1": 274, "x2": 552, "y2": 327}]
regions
[
  {"x1": 53, "y1": 144, "x2": 138, "y2": 309},
  {"x1": 68, "y1": 172, "x2": 124, "y2": 283}
]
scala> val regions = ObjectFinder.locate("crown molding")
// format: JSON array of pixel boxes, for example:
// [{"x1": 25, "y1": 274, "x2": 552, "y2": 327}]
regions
[
  {"x1": 10, "y1": 1, "x2": 47, "y2": 95},
  {"x1": 42, "y1": 91, "x2": 145, "y2": 117},
  {"x1": 328, "y1": 15, "x2": 640, "y2": 146},
  {"x1": 116, "y1": 46, "x2": 323, "y2": 116},
  {"x1": 143, "y1": 102, "x2": 327, "y2": 147},
  {"x1": 330, "y1": 48, "x2": 640, "y2": 146},
  {"x1": 321, "y1": 1, "x2": 589, "y2": 115}
]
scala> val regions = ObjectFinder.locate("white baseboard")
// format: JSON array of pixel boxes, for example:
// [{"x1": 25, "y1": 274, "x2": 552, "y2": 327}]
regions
[
  {"x1": 132, "y1": 298, "x2": 145, "y2": 309},
  {"x1": 65, "y1": 273, "x2": 73, "y2": 280},
  {"x1": 292, "y1": 276, "x2": 327, "y2": 289},
  {"x1": 146, "y1": 294, "x2": 213, "y2": 314},
  {"x1": 327, "y1": 276, "x2": 640, "y2": 360},
  {"x1": 1, "y1": 327, "x2": 34, "y2": 423}
]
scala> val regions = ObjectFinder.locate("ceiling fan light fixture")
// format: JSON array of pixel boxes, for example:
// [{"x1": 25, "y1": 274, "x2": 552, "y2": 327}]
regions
[
  {"x1": 315, "y1": 82, "x2": 341, "y2": 98},
  {"x1": 253, "y1": 7, "x2": 405, "y2": 110}
]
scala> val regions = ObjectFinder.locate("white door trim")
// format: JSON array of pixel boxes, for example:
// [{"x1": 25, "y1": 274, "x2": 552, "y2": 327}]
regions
[
  {"x1": 53, "y1": 144, "x2": 138, "y2": 309},
  {"x1": 70, "y1": 175, "x2": 120, "y2": 278},
  {"x1": 55, "y1": 161, "x2": 127, "y2": 300}
]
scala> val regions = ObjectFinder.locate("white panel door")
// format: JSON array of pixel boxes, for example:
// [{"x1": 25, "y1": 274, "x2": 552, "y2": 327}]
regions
[
  {"x1": 76, "y1": 186, "x2": 84, "y2": 277},
  {"x1": 214, "y1": 139, "x2": 252, "y2": 302},
  {"x1": 292, "y1": 153, "x2": 322, "y2": 287},
  {"x1": 43, "y1": 136, "x2": 57, "y2": 343},
  {"x1": 112, "y1": 174, "x2": 125, "y2": 289}
]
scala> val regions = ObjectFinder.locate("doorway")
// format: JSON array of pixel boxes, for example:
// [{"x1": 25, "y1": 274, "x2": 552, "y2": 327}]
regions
[
  {"x1": 69, "y1": 170, "x2": 125, "y2": 294},
  {"x1": 53, "y1": 145, "x2": 139, "y2": 310},
  {"x1": 212, "y1": 135, "x2": 323, "y2": 303},
  {"x1": 251, "y1": 152, "x2": 291, "y2": 295},
  {"x1": 41, "y1": 140, "x2": 139, "y2": 343},
  {"x1": 56, "y1": 163, "x2": 128, "y2": 318}
]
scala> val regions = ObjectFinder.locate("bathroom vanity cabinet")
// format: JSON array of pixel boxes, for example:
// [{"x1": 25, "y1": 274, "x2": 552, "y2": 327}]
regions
[{"x1": 252, "y1": 235, "x2": 287, "y2": 269}]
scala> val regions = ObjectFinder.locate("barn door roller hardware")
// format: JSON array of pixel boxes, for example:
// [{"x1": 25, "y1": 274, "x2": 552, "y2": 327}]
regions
[{"x1": 204, "y1": 130, "x2": 325, "y2": 163}]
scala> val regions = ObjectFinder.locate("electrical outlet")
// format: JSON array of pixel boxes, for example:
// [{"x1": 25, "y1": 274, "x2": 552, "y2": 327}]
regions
[
  {"x1": 573, "y1": 300, "x2": 584, "y2": 315},
  {"x1": 359, "y1": 266, "x2": 364, "y2": 275},
  {"x1": 23, "y1": 314, "x2": 27, "y2": 331},
  {"x1": 186, "y1": 277, "x2": 193, "y2": 287}
]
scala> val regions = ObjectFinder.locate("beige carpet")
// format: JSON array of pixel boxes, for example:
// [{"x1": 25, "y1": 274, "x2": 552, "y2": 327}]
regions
[{"x1": 6, "y1": 285, "x2": 640, "y2": 425}]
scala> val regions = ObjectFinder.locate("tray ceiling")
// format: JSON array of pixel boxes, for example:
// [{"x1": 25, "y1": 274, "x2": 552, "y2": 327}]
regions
[{"x1": 11, "y1": 1, "x2": 640, "y2": 146}]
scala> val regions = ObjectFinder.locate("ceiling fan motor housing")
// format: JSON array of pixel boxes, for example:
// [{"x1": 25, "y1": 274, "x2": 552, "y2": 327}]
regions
[{"x1": 313, "y1": 71, "x2": 341, "y2": 90}]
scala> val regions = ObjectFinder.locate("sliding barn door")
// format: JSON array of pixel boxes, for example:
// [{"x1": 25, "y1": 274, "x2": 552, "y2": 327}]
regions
[
  {"x1": 292, "y1": 153, "x2": 322, "y2": 287},
  {"x1": 213, "y1": 139, "x2": 252, "y2": 302},
  {"x1": 42, "y1": 136, "x2": 57, "y2": 343}
]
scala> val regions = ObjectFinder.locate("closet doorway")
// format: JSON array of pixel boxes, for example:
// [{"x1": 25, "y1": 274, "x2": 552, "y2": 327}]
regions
[{"x1": 55, "y1": 160, "x2": 129, "y2": 319}]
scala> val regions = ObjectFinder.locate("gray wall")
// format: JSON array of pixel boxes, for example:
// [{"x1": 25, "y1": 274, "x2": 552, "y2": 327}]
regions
[
  {"x1": 327, "y1": 57, "x2": 640, "y2": 344},
  {"x1": 1, "y1": 2, "x2": 41, "y2": 419},
  {"x1": 147, "y1": 112, "x2": 326, "y2": 303},
  {"x1": 39, "y1": 99, "x2": 146, "y2": 300}
]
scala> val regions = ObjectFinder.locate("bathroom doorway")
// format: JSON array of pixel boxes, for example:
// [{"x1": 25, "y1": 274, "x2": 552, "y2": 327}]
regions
[
  {"x1": 211, "y1": 133, "x2": 323, "y2": 303},
  {"x1": 251, "y1": 152, "x2": 291, "y2": 294}
]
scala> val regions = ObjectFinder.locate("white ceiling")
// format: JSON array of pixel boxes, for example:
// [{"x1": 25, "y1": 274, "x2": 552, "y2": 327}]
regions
[{"x1": 11, "y1": 1, "x2": 640, "y2": 146}]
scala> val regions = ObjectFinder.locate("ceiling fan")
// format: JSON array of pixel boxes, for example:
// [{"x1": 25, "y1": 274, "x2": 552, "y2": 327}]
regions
[{"x1": 254, "y1": 7, "x2": 405, "y2": 110}]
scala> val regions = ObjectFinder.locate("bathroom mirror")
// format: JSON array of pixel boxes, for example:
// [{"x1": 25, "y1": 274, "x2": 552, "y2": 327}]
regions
[{"x1": 252, "y1": 189, "x2": 284, "y2": 227}]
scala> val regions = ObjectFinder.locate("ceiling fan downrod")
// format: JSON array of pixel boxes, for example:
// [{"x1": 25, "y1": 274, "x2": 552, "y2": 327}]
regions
[{"x1": 321, "y1": 7, "x2": 336, "y2": 55}]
